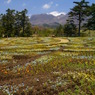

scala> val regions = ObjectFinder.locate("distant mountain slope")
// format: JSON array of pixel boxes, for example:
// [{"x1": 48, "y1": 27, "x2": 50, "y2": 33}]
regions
[{"x1": 30, "y1": 14, "x2": 68, "y2": 27}]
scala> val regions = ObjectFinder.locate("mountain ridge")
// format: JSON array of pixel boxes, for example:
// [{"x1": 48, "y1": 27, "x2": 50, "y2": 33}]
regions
[{"x1": 30, "y1": 13, "x2": 68, "y2": 27}]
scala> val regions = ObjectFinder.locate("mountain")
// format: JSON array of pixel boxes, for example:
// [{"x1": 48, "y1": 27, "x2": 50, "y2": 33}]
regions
[{"x1": 30, "y1": 13, "x2": 68, "y2": 27}]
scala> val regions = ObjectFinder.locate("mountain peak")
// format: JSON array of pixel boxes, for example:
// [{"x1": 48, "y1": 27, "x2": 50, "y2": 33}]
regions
[{"x1": 47, "y1": 11, "x2": 66, "y2": 17}]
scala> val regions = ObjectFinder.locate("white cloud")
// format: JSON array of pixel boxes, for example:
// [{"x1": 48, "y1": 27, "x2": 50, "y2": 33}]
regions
[
  {"x1": 48, "y1": 11, "x2": 66, "y2": 16},
  {"x1": 7, "y1": 0, "x2": 11, "y2": 4},
  {"x1": 43, "y1": 4, "x2": 50, "y2": 9},
  {"x1": 42, "y1": 2, "x2": 53, "y2": 9}
]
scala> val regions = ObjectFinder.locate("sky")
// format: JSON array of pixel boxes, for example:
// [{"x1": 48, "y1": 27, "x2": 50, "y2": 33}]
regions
[{"x1": 0, "y1": 0, "x2": 95, "y2": 17}]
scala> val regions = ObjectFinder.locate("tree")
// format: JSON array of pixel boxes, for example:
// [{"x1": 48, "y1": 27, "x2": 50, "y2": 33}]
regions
[
  {"x1": 0, "y1": 9, "x2": 32, "y2": 37},
  {"x1": 86, "y1": 3, "x2": 95, "y2": 30},
  {"x1": 69, "y1": 0, "x2": 89, "y2": 36},
  {"x1": 14, "y1": 11, "x2": 22, "y2": 36},
  {"x1": 55, "y1": 25, "x2": 64, "y2": 37},
  {"x1": 63, "y1": 20, "x2": 77, "y2": 37},
  {"x1": 20, "y1": 9, "x2": 28, "y2": 36},
  {"x1": 2, "y1": 9, "x2": 15, "y2": 37},
  {"x1": 24, "y1": 23, "x2": 32, "y2": 37},
  {"x1": 14, "y1": 9, "x2": 32, "y2": 37},
  {"x1": 0, "y1": 14, "x2": 4, "y2": 37}
]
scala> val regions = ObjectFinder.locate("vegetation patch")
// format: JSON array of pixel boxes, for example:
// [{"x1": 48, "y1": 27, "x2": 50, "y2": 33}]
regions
[{"x1": 0, "y1": 37, "x2": 95, "y2": 95}]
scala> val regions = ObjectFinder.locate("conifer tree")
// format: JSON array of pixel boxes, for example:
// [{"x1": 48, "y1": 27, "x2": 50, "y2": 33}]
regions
[{"x1": 69, "y1": 0, "x2": 89, "y2": 36}]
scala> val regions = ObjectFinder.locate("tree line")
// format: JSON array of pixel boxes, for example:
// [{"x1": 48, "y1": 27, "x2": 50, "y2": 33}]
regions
[
  {"x1": 56, "y1": 0, "x2": 95, "y2": 37},
  {"x1": 0, "y1": 0, "x2": 95, "y2": 37},
  {"x1": 0, "y1": 9, "x2": 32, "y2": 37}
]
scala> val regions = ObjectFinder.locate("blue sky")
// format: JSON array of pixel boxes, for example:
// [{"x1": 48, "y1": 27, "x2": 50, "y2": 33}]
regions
[{"x1": 0, "y1": 0, "x2": 94, "y2": 17}]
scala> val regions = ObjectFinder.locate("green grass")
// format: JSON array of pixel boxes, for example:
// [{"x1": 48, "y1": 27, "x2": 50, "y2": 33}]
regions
[{"x1": 81, "y1": 30, "x2": 95, "y2": 37}]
